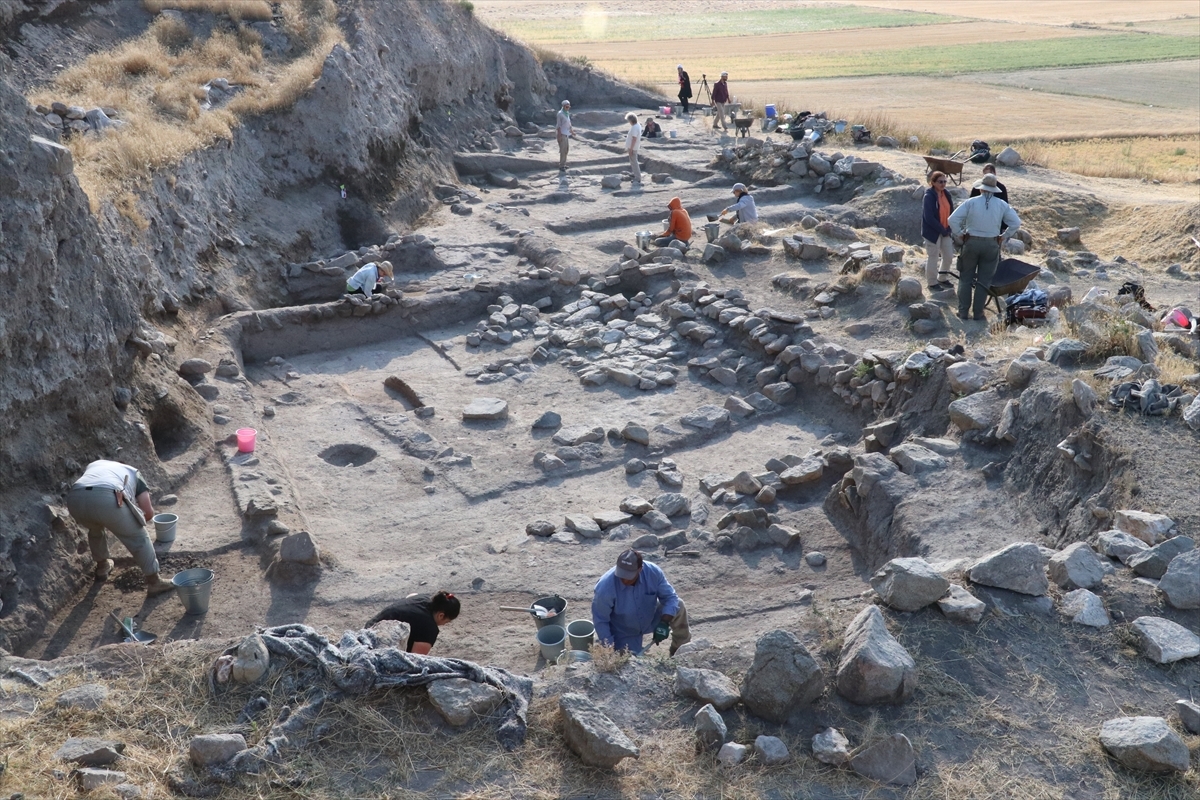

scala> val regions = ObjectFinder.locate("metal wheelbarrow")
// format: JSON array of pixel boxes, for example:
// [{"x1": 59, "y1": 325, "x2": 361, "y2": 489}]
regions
[
  {"x1": 950, "y1": 256, "x2": 1040, "y2": 319},
  {"x1": 922, "y1": 150, "x2": 967, "y2": 185}
]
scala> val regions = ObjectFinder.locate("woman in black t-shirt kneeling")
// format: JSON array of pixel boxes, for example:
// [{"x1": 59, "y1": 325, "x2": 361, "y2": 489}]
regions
[{"x1": 367, "y1": 590, "x2": 461, "y2": 654}]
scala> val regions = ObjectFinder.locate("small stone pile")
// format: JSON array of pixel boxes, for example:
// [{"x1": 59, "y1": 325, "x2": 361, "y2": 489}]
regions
[{"x1": 34, "y1": 101, "x2": 125, "y2": 135}]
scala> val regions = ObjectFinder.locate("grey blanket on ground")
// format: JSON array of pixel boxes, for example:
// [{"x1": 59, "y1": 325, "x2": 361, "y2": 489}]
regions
[{"x1": 231, "y1": 623, "x2": 532, "y2": 770}]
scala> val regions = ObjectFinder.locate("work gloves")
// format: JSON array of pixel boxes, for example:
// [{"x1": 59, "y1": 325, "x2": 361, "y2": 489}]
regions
[{"x1": 652, "y1": 622, "x2": 670, "y2": 645}]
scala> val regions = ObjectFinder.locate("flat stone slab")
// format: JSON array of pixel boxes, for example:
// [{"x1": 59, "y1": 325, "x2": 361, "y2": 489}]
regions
[
  {"x1": 462, "y1": 398, "x2": 509, "y2": 420},
  {"x1": 1130, "y1": 616, "x2": 1200, "y2": 663},
  {"x1": 850, "y1": 733, "x2": 916, "y2": 785},
  {"x1": 1099, "y1": 716, "x2": 1190, "y2": 773}
]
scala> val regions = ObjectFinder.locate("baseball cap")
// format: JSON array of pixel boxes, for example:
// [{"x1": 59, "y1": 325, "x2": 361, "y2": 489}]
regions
[
  {"x1": 614, "y1": 548, "x2": 641, "y2": 580},
  {"x1": 732, "y1": 183, "x2": 746, "y2": 193}
]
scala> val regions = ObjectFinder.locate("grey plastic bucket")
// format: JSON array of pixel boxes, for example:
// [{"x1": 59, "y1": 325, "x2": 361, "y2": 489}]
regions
[
  {"x1": 531, "y1": 595, "x2": 567, "y2": 630},
  {"x1": 536, "y1": 624, "x2": 566, "y2": 663},
  {"x1": 172, "y1": 568, "x2": 214, "y2": 615},
  {"x1": 152, "y1": 513, "x2": 178, "y2": 543},
  {"x1": 566, "y1": 619, "x2": 595, "y2": 650},
  {"x1": 704, "y1": 222, "x2": 721, "y2": 243}
]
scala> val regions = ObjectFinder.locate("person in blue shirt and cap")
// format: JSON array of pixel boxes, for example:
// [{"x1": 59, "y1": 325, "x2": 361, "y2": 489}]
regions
[{"x1": 592, "y1": 548, "x2": 690, "y2": 655}]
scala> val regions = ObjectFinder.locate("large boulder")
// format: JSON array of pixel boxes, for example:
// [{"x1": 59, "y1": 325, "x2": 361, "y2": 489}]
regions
[
  {"x1": 1095, "y1": 530, "x2": 1149, "y2": 562},
  {"x1": 849, "y1": 734, "x2": 917, "y2": 785},
  {"x1": 812, "y1": 727, "x2": 851, "y2": 765},
  {"x1": 967, "y1": 542, "x2": 1048, "y2": 596},
  {"x1": 1059, "y1": 589, "x2": 1110, "y2": 627},
  {"x1": 694, "y1": 703, "x2": 728, "y2": 751},
  {"x1": 741, "y1": 629, "x2": 825, "y2": 723},
  {"x1": 1130, "y1": 616, "x2": 1200, "y2": 664},
  {"x1": 1047, "y1": 542, "x2": 1105, "y2": 590},
  {"x1": 427, "y1": 678, "x2": 505, "y2": 726},
  {"x1": 54, "y1": 738, "x2": 125, "y2": 767},
  {"x1": 753, "y1": 735, "x2": 790, "y2": 765},
  {"x1": 888, "y1": 444, "x2": 947, "y2": 475},
  {"x1": 946, "y1": 362, "x2": 990, "y2": 394},
  {"x1": 675, "y1": 667, "x2": 740, "y2": 711},
  {"x1": 937, "y1": 584, "x2": 986, "y2": 624},
  {"x1": 870, "y1": 557, "x2": 950, "y2": 611},
  {"x1": 559, "y1": 693, "x2": 639, "y2": 768},
  {"x1": 189, "y1": 733, "x2": 246, "y2": 767},
  {"x1": 836, "y1": 606, "x2": 917, "y2": 705},
  {"x1": 948, "y1": 388, "x2": 1005, "y2": 432},
  {"x1": 1126, "y1": 536, "x2": 1193, "y2": 579},
  {"x1": 1113, "y1": 510, "x2": 1175, "y2": 545},
  {"x1": 1098, "y1": 717, "x2": 1190, "y2": 773},
  {"x1": 1158, "y1": 549, "x2": 1200, "y2": 609}
]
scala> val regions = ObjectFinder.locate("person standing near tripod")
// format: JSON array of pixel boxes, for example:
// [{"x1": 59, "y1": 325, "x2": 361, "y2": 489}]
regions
[
  {"x1": 677, "y1": 64, "x2": 692, "y2": 114},
  {"x1": 711, "y1": 71, "x2": 730, "y2": 132}
]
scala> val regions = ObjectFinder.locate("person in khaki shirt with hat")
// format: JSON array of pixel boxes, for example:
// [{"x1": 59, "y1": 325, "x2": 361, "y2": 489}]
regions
[
  {"x1": 591, "y1": 548, "x2": 691, "y2": 655},
  {"x1": 947, "y1": 173, "x2": 1022, "y2": 321}
]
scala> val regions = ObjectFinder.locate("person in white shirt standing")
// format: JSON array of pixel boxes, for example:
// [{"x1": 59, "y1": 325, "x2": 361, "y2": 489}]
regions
[
  {"x1": 947, "y1": 173, "x2": 1022, "y2": 321},
  {"x1": 556, "y1": 100, "x2": 575, "y2": 171},
  {"x1": 624, "y1": 112, "x2": 642, "y2": 185}
]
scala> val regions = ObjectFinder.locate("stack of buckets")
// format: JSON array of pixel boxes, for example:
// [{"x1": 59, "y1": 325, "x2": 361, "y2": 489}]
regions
[{"x1": 531, "y1": 595, "x2": 595, "y2": 664}]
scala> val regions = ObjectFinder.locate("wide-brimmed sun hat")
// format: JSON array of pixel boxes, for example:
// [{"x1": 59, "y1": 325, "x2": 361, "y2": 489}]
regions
[{"x1": 973, "y1": 174, "x2": 1002, "y2": 193}]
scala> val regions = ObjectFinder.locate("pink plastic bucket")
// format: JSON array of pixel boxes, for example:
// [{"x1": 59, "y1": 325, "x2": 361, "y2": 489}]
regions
[{"x1": 236, "y1": 428, "x2": 257, "y2": 453}]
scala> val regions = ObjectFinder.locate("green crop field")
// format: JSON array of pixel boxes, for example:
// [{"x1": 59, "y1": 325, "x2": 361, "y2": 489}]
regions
[
  {"x1": 492, "y1": 5, "x2": 956, "y2": 44},
  {"x1": 592, "y1": 33, "x2": 1200, "y2": 84}
]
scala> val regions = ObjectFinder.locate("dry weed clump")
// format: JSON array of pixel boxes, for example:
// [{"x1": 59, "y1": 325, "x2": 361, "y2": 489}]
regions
[
  {"x1": 28, "y1": 2, "x2": 342, "y2": 203},
  {"x1": 144, "y1": 0, "x2": 273, "y2": 23},
  {"x1": 588, "y1": 641, "x2": 630, "y2": 673}
]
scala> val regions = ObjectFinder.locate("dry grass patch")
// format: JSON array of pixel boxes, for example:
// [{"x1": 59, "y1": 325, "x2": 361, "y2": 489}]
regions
[
  {"x1": 28, "y1": 2, "x2": 342, "y2": 202},
  {"x1": 1020, "y1": 135, "x2": 1200, "y2": 183}
]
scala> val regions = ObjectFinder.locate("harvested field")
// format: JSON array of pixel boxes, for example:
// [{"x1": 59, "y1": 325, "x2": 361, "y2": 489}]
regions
[
  {"x1": 476, "y1": 0, "x2": 955, "y2": 42},
  {"x1": 852, "y1": 0, "x2": 1199, "y2": 25},
  {"x1": 1103, "y1": 16, "x2": 1200, "y2": 36},
  {"x1": 543, "y1": 32, "x2": 1197, "y2": 84},
  {"x1": 730, "y1": 76, "x2": 1200, "y2": 143},
  {"x1": 959, "y1": 59, "x2": 1200, "y2": 110}
]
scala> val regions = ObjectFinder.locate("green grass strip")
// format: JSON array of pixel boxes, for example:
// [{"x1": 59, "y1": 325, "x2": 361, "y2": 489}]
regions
[
  {"x1": 496, "y1": 6, "x2": 956, "y2": 44},
  {"x1": 591, "y1": 34, "x2": 1200, "y2": 82}
]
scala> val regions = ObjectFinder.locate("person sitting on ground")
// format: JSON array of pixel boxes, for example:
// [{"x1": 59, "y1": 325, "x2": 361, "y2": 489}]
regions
[
  {"x1": 642, "y1": 116, "x2": 661, "y2": 138},
  {"x1": 345, "y1": 260, "x2": 393, "y2": 297},
  {"x1": 722, "y1": 182, "x2": 758, "y2": 224},
  {"x1": 921, "y1": 171, "x2": 955, "y2": 291},
  {"x1": 65, "y1": 460, "x2": 175, "y2": 594},
  {"x1": 592, "y1": 548, "x2": 690, "y2": 656},
  {"x1": 654, "y1": 197, "x2": 693, "y2": 250},
  {"x1": 947, "y1": 173, "x2": 1022, "y2": 321},
  {"x1": 969, "y1": 163, "x2": 1008, "y2": 202},
  {"x1": 366, "y1": 590, "x2": 460, "y2": 655}
]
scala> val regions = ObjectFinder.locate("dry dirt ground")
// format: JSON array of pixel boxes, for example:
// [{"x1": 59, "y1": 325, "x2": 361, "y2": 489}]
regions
[{"x1": 18, "y1": 101, "x2": 1200, "y2": 795}]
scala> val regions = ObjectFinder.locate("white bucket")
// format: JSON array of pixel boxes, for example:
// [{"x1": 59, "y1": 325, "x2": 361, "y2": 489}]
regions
[
  {"x1": 669, "y1": 130, "x2": 677, "y2": 139},
  {"x1": 152, "y1": 513, "x2": 178, "y2": 543}
]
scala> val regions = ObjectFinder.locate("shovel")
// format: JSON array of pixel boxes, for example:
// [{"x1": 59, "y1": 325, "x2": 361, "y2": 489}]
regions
[
  {"x1": 110, "y1": 610, "x2": 157, "y2": 644},
  {"x1": 499, "y1": 605, "x2": 551, "y2": 619}
]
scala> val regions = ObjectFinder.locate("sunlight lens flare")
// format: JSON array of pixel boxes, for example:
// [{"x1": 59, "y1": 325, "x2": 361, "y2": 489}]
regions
[{"x1": 581, "y1": 4, "x2": 607, "y2": 40}]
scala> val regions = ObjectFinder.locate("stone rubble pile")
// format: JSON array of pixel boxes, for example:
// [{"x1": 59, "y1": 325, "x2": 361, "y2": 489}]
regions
[
  {"x1": 34, "y1": 100, "x2": 126, "y2": 136},
  {"x1": 714, "y1": 137, "x2": 913, "y2": 195}
]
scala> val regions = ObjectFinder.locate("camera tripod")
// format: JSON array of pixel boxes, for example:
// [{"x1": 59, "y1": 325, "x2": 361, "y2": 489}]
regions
[{"x1": 695, "y1": 74, "x2": 712, "y2": 107}]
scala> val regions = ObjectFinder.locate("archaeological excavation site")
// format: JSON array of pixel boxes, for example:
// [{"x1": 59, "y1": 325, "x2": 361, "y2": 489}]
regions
[{"x1": 0, "y1": 0, "x2": 1196, "y2": 797}]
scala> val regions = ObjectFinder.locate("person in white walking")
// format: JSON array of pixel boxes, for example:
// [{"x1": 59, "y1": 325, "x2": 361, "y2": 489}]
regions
[{"x1": 625, "y1": 112, "x2": 642, "y2": 185}]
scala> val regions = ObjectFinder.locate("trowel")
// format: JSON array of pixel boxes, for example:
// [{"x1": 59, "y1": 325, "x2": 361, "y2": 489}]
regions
[{"x1": 110, "y1": 610, "x2": 158, "y2": 644}]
